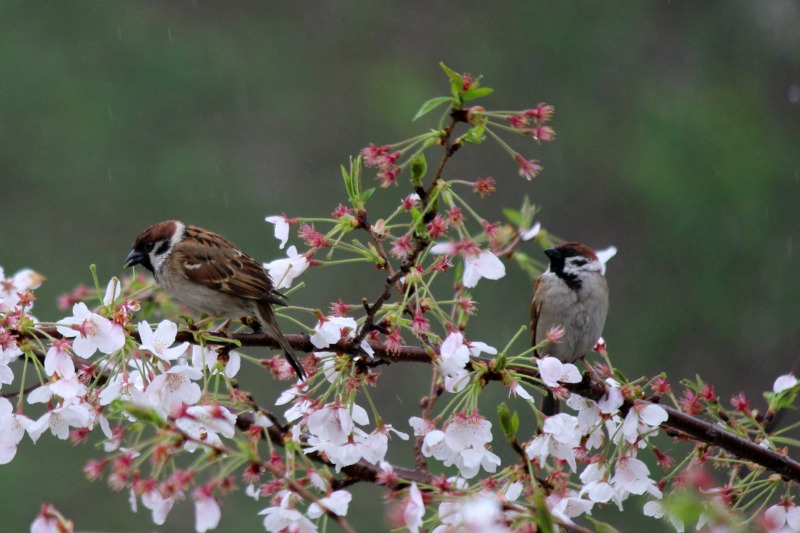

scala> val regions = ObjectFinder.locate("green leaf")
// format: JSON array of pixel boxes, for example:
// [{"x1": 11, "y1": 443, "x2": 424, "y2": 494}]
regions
[
  {"x1": 534, "y1": 489, "x2": 556, "y2": 533},
  {"x1": 360, "y1": 187, "x2": 376, "y2": 204},
  {"x1": 462, "y1": 86, "x2": 494, "y2": 101},
  {"x1": 585, "y1": 517, "x2": 623, "y2": 533},
  {"x1": 497, "y1": 402, "x2": 519, "y2": 442},
  {"x1": 410, "y1": 153, "x2": 427, "y2": 185},
  {"x1": 413, "y1": 96, "x2": 454, "y2": 121},
  {"x1": 503, "y1": 208, "x2": 523, "y2": 227},
  {"x1": 460, "y1": 125, "x2": 486, "y2": 145},
  {"x1": 439, "y1": 62, "x2": 462, "y2": 83}
]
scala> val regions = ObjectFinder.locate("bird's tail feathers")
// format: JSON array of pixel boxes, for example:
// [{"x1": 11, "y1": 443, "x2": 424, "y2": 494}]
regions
[{"x1": 257, "y1": 303, "x2": 306, "y2": 380}]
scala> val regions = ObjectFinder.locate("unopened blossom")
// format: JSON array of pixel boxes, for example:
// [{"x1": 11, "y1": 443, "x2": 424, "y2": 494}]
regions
[
  {"x1": 309, "y1": 316, "x2": 358, "y2": 349},
  {"x1": 138, "y1": 320, "x2": 190, "y2": 362},
  {"x1": 193, "y1": 487, "x2": 221, "y2": 533},
  {"x1": 536, "y1": 356, "x2": 582, "y2": 388},
  {"x1": 265, "y1": 215, "x2": 291, "y2": 249},
  {"x1": 103, "y1": 277, "x2": 122, "y2": 307},
  {"x1": 773, "y1": 374, "x2": 798, "y2": 393},
  {"x1": 403, "y1": 483, "x2": 425, "y2": 533},
  {"x1": 260, "y1": 493, "x2": 317, "y2": 533},
  {"x1": 307, "y1": 490, "x2": 352, "y2": 519},
  {"x1": 175, "y1": 404, "x2": 237, "y2": 452},
  {"x1": 621, "y1": 403, "x2": 668, "y2": 446},
  {"x1": 56, "y1": 302, "x2": 125, "y2": 358},
  {"x1": 263, "y1": 246, "x2": 310, "y2": 290}
]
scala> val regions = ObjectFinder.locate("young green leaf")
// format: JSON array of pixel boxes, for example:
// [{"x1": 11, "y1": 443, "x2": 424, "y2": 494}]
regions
[{"x1": 413, "y1": 96, "x2": 454, "y2": 121}]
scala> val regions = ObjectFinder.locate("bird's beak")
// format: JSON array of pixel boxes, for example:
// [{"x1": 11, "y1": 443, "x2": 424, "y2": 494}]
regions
[
  {"x1": 544, "y1": 248, "x2": 562, "y2": 262},
  {"x1": 124, "y1": 249, "x2": 146, "y2": 268}
]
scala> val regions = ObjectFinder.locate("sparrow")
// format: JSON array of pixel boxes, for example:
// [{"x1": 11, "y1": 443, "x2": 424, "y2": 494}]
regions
[
  {"x1": 531, "y1": 242, "x2": 609, "y2": 415},
  {"x1": 124, "y1": 220, "x2": 305, "y2": 379}
]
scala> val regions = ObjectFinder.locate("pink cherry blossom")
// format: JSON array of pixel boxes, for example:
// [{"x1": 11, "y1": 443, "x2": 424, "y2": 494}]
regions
[{"x1": 138, "y1": 320, "x2": 190, "y2": 361}]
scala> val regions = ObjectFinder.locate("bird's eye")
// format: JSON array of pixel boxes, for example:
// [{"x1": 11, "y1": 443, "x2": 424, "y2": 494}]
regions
[
  {"x1": 572, "y1": 259, "x2": 587, "y2": 267},
  {"x1": 143, "y1": 242, "x2": 155, "y2": 253}
]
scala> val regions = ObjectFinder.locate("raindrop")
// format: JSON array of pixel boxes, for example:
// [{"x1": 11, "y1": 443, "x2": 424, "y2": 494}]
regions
[
  {"x1": 108, "y1": 169, "x2": 113, "y2": 182},
  {"x1": 167, "y1": 27, "x2": 173, "y2": 44},
  {"x1": 787, "y1": 238, "x2": 793, "y2": 257},
  {"x1": 107, "y1": 105, "x2": 114, "y2": 120}
]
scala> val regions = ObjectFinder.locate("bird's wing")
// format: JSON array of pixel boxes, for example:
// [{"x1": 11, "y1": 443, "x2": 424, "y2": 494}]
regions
[{"x1": 176, "y1": 232, "x2": 284, "y2": 305}]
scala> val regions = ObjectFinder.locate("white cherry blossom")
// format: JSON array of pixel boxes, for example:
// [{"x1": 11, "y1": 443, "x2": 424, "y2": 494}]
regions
[
  {"x1": 403, "y1": 483, "x2": 425, "y2": 533},
  {"x1": 307, "y1": 490, "x2": 352, "y2": 518},
  {"x1": 309, "y1": 316, "x2": 358, "y2": 349},
  {"x1": 264, "y1": 246, "x2": 310, "y2": 290},
  {"x1": 57, "y1": 303, "x2": 125, "y2": 358},
  {"x1": 265, "y1": 215, "x2": 291, "y2": 249},
  {"x1": 536, "y1": 356, "x2": 582, "y2": 388},
  {"x1": 138, "y1": 320, "x2": 190, "y2": 362}
]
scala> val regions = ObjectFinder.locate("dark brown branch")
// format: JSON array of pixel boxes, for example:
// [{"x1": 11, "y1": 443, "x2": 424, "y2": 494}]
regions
[{"x1": 16, "y1": 327, "x2": 800, "y2": 482}]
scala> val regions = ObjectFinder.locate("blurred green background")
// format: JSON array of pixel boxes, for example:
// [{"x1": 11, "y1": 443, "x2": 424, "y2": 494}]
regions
[{"x1": 2, "y1": 1, "x2": 799, "y2": 531}]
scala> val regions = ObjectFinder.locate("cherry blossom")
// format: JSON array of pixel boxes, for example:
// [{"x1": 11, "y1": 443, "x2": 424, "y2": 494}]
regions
[
  {"x1": 98, "y1": 370, "x2": 149, "y2": 407},
  {"x1": 307, "y1": 490, "x2": 352, "y2": 518},
  {"x1": 432, "y1": 495, "x2": 507, "y2": 533},
  {"x1": 147, "y1": 365, "x2": 202, "y2": 415},
  {"x1": 462, "y1": 250, "x2": 505, "y2": 288},
  {"x1": 436, "y1": 331, "x2": 471, "y2": 392},
  {"x1": 191, "y1": 345, "x2": 241, "y2": 378},
  {"x1": 536, "y1": 356, "x2": 582, "y2": 388},
  {"x1": 259, "y1": 493, "x2": 317, "y2": 533},
  {"x1": 175, "y1": 404, "x2": 237, "y2": 452},
  {"x1": 30, "y1": 504, "x2": 73, "y2": 533},
  {"x1": 620, "y1": 402, "x2": 668, "y2": 446},
  {"x1": 764, "y1": 501, "x2": 800, "y2": 532},
  {"x1": 0, "y1": 267, "x2": 45, "y2": 313},
  {"x1": 595, "y1": 246, "x2": 617, "y2": 275},
  {"x1": 103, "y1": 277, "x2": 121, "y2": 306},
  {"x1": 193, "y1": 487, "x2": 222, "y2": 533},
  {"x1": 519, "y1": 222, "x2": 541, "y2": 241},
  {"x1": 611, "y1": 456, "x2": 662, "y2": 500},
  {"x1": 138, "y1": 320, "x2": 190, "y2": 362},
  {"x1": 27, "y1": 401, "x2": 92, "y2": 442},
  {"x1": 526, "y1": 413, "x2": 582, "y2": 472},
  {"x1": 403, "y1": 483, "x2": 425, "y2": 533},
  {"x1": 265, "y1": 215, "x2": 291, "y2": 249},
  {"x1": 546, "y1": 490, "x2": 594, "y2": 525},
  {"x1": 43, "y1": 341, "x2": 75, "y2": 378},
  {"x1": 309, "y1": 316, "x2": 358, "y2": 349},
  {"x1": 56, "y1": 302, "x2": 125, "y2": 358},
  {"x1": 141, "y1": 489, "x2": 175, "y2": 525},
  {"x1": 263, "y1": 245, "x2": 310, "y2": 290},
  {"x1": 0, "y1": 397, "x2": 29, "y2": 464},
  {"x1": 773, "y1": 374, "x2": 798, "y2": 393}
]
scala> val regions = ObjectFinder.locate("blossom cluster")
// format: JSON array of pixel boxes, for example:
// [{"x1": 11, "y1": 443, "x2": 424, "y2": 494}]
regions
[{"x1": 3, "y1": 65, "x2": 800, "y2": 533}]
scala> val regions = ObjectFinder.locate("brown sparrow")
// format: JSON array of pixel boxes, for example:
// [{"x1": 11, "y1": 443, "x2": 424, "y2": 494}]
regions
[
  {"x1": 531, "y1": 242, "x2": 609, "y2": 415},
  {"x1": 125, "y1": 220, "x2": 305, "y2": 379}
]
